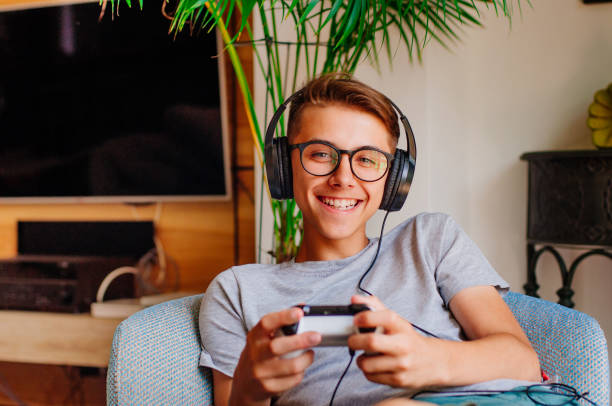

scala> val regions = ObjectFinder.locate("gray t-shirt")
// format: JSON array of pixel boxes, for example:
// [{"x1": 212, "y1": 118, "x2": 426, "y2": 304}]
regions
[{"x1": 199, "y1": 212, "x2": 533, "y2": 404}]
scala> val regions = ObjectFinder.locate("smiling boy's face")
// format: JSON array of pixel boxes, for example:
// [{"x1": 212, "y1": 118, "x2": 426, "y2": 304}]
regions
[{"x1": 291, "y1": 103, "x2": 394, "y2": 247}]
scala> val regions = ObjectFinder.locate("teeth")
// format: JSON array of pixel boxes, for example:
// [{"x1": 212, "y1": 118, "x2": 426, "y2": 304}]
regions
[{"x1": 321, "y1": 197, "x2": 358, "y2": 210}]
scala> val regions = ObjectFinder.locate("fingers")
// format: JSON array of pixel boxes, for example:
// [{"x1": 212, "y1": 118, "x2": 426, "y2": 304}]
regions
[
  {"x1": 254, "y1": 349, "x2": 315, "y2": 380},
  {"x1": 256, "y1": 307, "x2": 304, "y2": 337},
  {"x1": 357, "y1": 353, "x2": 421, "y2": 388},
  {"x1": 361, "y1": 371, "x2": 410, "y2": 388},
  {"x1": 255, "y1": 372, "x2": 306, "y2": 394},
  {"x1": 351, "y1": 295, "x2": 411, "y2": 335},
  {"x1": 269, "y1": 332, "x2": 321, "y2": 357},
  {"x1": 356, "y1": 353, "x2": 408, "y2": 375},
  {"x1": 250, "y1": 308, "x2": 321, "y2": 361},
  {"x1": 348, "y1": 331, "x2": 408, "y2": 355},
  {"x1": 354, "y1": 307, "x2": 414, "y2": 336},
  {"x1": 351, "y1": 294, "x2": 387, "y2": 311}
]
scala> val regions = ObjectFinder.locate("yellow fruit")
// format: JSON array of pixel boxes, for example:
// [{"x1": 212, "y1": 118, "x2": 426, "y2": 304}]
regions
[
  {"x1": 592, "y1": 128, "x2": 612, "y2": 148},
  {"x1": 589, "y1": 101, "x2": 612, "y2": 118},
  {"x1": 595, "y1": 89, "x2": 612, "y2": 109},
  {"x1": 588, "y1": 83, "x2": 612, "y2": 148},
  {"x1": 586, "y1": 116, "x2": 612, "y2": 130}
]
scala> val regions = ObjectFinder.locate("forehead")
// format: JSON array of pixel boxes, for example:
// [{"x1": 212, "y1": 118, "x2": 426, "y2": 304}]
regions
[{"x1": 292, "y1": 104, "x2": 394, "y2": 152}]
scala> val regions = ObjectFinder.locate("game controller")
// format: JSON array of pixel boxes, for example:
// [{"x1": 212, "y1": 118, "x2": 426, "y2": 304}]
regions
[{"x1": 277, "y1": 304, "x2": 381, "y2": 357}]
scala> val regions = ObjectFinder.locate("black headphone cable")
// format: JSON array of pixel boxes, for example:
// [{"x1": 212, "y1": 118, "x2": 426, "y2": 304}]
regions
[
  {"x1": 330, "y1": 211, "x2": 439, "y2": 406},
  {"x1": 357, "y1": 210, "x2": 438, "y2": 339}
]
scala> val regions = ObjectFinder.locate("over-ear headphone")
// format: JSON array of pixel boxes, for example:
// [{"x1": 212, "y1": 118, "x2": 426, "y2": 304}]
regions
[{"x1": 264, "y1": 89, "x2": 417, "y2": 212}]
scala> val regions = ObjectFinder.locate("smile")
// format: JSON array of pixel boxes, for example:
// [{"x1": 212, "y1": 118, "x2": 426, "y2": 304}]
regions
[{"x1": 318, "y1": 196, "x2": 361, "y2": 210}]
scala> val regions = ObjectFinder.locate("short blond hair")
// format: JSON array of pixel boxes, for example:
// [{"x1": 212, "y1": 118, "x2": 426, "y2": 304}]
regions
[{"x1": 287, "y1": 73, "x2": 400, "y2": 146}]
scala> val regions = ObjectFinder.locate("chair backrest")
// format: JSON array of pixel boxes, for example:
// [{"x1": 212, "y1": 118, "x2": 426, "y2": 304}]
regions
[{"x1": 107, "y1": 292, "x2": 609, "y2": 406}]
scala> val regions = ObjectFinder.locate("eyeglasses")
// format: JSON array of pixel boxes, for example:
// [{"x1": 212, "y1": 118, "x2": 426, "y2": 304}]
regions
[
  {"x1": 525, "y1": 383, "x2": 596, "y2": 406},
  {"x1": 289, "y1": 140, "x2": 394, "y2": 182},
  {"x1": 413, "y1": 383, "x2": 597, "y2": 406}
]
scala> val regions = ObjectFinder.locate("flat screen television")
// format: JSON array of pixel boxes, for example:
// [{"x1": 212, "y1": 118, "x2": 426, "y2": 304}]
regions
[{"x1": 0, "y1": 2, "x2": 230, "y2": 203}]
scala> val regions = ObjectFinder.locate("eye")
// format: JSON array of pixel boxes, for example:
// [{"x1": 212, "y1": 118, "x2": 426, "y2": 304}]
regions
[
  {"x1": 303, "y1": 144, "x2": 337, "y2": 163},
  {"x1": 356, "y1": 156, "x2": 377, "y2": 167},
  {"x1": 311, "y1": 151, "x2": 330, "y2": 159},
  {"x1": 353, "y1": 150, "x2": 386, "y2": 169}
]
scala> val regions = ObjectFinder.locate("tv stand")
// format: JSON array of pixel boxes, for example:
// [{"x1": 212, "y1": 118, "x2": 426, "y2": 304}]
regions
[{"x1": 0, "y1": 310, "x2": 121, "y2": 367}]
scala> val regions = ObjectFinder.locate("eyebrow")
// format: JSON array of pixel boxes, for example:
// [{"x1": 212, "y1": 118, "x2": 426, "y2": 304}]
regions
[{"x1": 308, "y1": 138, "x2": 384, "y2": 151}]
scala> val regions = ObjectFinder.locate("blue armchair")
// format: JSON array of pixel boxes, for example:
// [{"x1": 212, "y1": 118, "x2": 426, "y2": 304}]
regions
[{"x1": 107, "y1": 292, "x2": 609, "y2": 405}]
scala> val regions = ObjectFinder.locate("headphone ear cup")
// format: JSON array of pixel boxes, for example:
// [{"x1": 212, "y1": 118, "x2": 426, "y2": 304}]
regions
[
  {"x1": 380, "y1": 149, "x2": 410, "y2": 211},
  {"x1": 275, "y1": 137, "x2": 293, "y2": 199}
]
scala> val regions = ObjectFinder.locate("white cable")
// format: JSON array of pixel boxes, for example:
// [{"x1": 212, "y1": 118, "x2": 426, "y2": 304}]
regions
[
  {"x1": 152, "y1": 202, "x2": 168, "y2": 286},
  {"x1": 154, "y1": 236, "x2": 168, "y2": 286},
  {"x1": 154, "y1": 202, "x2": 163, "y2": 224},
  {"x1": 130, "y1": 205, "x2": 142, "y2": 220},
  {"x1": 95, "y1": 266, "x2": 139, "y2": 303}
]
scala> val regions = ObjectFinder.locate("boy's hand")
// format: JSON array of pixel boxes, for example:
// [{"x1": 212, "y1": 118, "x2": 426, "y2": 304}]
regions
[
  {"x1": 230, "y1": 307, "x2": 322, "y2": 406},
  {"x1": 348, "y1": 295, "x2": 445, "y2": 390}
]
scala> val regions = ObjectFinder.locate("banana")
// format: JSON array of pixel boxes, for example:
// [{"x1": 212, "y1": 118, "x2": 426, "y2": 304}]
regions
[
  {"x1": 592, "y1": 128, "x2": 612, "y2": 148},
  {"x1": 595, "y1": 89, "x2": 612, "y2": 109},
  {"x1": 589, "y1": 101, "x2": 612, "y2": 118},
  {"x1": 587, "y1": 83, "x2": 612, "y2": 148},
  {"x1": 587, "y1": 116, "x2": 612, "y2": 130}
]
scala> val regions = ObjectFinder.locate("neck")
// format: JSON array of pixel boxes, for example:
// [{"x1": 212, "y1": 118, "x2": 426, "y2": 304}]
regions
[{"x1": 295, "y1": 228, "x2": 369, "y2": 263}]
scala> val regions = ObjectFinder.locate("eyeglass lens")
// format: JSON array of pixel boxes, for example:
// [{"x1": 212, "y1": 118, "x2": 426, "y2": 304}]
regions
[{"x1": 300, "y1": 143, "x2": 389, "y2": 181}]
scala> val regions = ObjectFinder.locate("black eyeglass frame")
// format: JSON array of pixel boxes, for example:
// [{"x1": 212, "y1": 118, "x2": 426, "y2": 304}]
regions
[{"x1": 289, "y1": 140, "x2": 395, "y2": 182}]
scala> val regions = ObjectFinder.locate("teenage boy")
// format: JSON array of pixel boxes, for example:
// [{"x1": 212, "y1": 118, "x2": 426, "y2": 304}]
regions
[{"x1": 199, "y1": 74, "x2": 543, "y2": 405}]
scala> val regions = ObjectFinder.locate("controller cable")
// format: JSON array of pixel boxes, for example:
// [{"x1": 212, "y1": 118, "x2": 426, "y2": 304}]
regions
[
  {"x1": 329, "y1": 211, "x2": 439, "y2": 406},
  {"x1": 328, "y1": 349, "x2": 355, "y2": 406}
]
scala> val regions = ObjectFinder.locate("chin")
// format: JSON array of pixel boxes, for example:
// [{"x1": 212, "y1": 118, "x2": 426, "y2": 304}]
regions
[{"x1": 309, "y1": 219, "x2": 365, "y2": 242}]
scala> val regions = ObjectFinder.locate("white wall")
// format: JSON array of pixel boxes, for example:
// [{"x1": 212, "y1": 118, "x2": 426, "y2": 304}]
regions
[
  {"x1": 361, "y1": 0, "x2": 612, "y2": 389},
  {"x1": 255, "y1": 0, "x2": 612, "y2": 387}
]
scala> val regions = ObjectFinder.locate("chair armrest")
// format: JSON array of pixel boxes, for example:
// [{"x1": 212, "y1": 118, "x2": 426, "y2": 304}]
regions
[
  {"x1": 107, "y1": 294, "x2": 213, "y2": 405},
  {"x1": 504, "y1": 291, "x2": 609, "y2": 405}
]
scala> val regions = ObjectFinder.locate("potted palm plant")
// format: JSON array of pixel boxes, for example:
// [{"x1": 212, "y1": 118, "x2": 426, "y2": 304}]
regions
[{"x1": 102, "y1": 0, "x2": 524, "y2": 263}]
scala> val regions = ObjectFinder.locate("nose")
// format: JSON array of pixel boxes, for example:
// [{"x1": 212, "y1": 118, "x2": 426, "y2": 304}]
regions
[{"x1": 328, "y1": 153, "x2": 355, "y2": 188}]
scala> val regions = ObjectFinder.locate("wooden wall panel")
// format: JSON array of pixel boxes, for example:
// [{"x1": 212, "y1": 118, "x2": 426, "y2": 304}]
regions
[{"x1": 0, "y1": 202, "x2": 236, "y2": 291}]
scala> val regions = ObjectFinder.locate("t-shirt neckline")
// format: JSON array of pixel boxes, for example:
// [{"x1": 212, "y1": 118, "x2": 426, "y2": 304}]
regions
[{"x1": 282, "y1": 238, "x2": 378, "y2": 273}]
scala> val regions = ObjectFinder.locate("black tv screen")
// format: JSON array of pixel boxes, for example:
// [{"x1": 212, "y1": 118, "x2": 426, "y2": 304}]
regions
[{"x1": 0, "y1": 2, "x2": 230, "y2": 202}]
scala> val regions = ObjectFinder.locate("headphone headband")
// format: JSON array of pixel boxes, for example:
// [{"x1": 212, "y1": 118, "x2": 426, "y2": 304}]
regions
[{"x1": 264, "y1": 90, "x2": 303, "y2": 149}]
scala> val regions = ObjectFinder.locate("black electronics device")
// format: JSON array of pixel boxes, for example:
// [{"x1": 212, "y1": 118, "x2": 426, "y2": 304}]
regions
[
  {"x1": 264, "y1": 85, "x2": 417, "y2": 212},
  {"x1": 0, "y1": 255, "x2": 137, "y2": 312},
  {"x1": 0, "y1": 3, "x2": 229, "y2": 202},
  {"x1": 0, "y1": 221, "x2": 155, "y2": 312},
  {"x1": 18, "y1": 221, "x2": 155, "y2": 257}
]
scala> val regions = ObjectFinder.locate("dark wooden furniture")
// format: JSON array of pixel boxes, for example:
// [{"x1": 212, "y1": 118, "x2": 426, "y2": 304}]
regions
[{"x1": 521, "y1": 150, "x2": 612, "y2": 307}]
